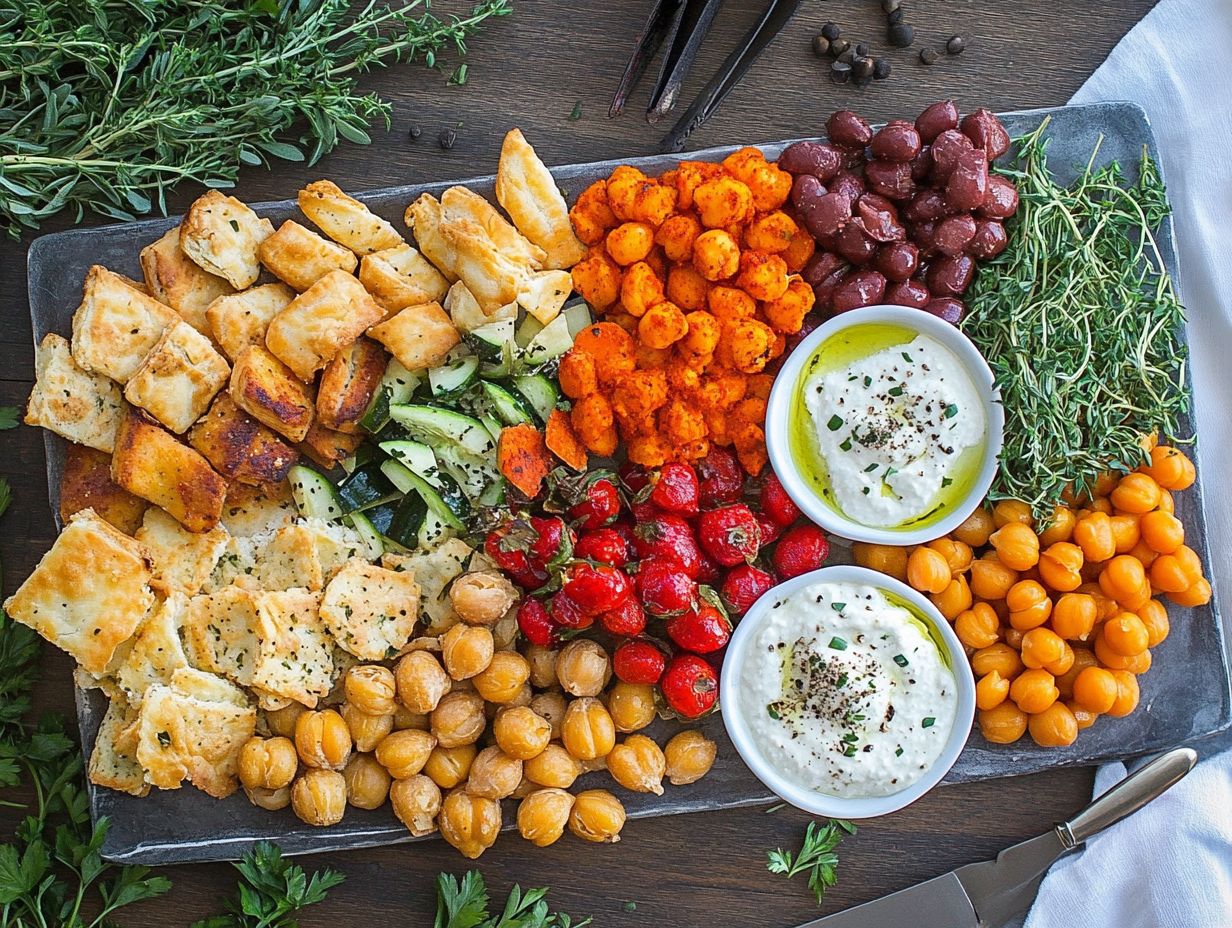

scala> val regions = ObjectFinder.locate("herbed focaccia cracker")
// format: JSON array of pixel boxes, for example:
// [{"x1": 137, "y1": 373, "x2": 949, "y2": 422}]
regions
[
  {"x1": 71, "y1": 265, "x2": 179, "y2": 383},
  {"x1": 264, "y1": 269, "x2": 385, "y2": 381},
  {"x1": 179, "y1": 190, "x2": 274, "y2": 289},
  {"x1": 139, "y1": 225, "x2": 235, "y2": 336},
  {"x1": 26, "y1": 333, "x2": 126, "y2": 453},
  {"x1": 319, "y1": 558, "x2": 420, "y2": 660},
  {"x1": 122, "y1": 319, "x2": 231, "y2": 434},
  {"x1": 206, "y1": 283, "x2": 296, "y2": 363}
]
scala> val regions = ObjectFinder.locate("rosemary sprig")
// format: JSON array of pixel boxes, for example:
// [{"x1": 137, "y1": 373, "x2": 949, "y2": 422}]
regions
[
  {"x1": 766, "y1": 819, "x2": 856, "y2": 905},
  {"x1": 0, "y1": 0, "x2": 512, "y2": 237},
  {"x1": 962, "y1": 118, "x2": 1188, "y2": 519}
]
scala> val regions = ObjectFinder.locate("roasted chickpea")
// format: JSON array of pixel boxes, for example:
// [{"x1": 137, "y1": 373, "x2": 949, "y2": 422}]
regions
[
  {"x1": 530, "y1": 691, "x2": 568, "y2": 740},
  {"x1": 396, "y1": 650, "x2": 451, "y2": 714},
  {"x1": 1067, "y1": 701, "x2": 1100, "y2": 731},
  {"x1": 907, "y1": 546, "x2": 951, "y2": 594},
  {"x1": 929, "y1": 537, "x2": 974, "y2": 574},
  {"x1": 607, "y1": 735, "x2": 666, "y2": 795},
  {"x1": 430, "y1": 691, "x2": 486, "y2": 748},
  {"x1": 607, "y1": 681, "x2": 658, "y2": 733},
  {"x1": 1051, "y1": 593, "x2": 1097, "y2": 642},
  {"x1": 238, "y1": 735, "x2": 298, "y2": 791},
  {"x1": 1136, "y1": 599, "x2": 1171, "y2": 647},
  {"x1": 692, "y1": 229, "x2": 740, "y2": 281},
  {"x1": 1111, "y1": 472, "x2": 1161, "y2": 514},
  {"x1": 992, "y1": 499, "x2": 1035, "y2": 528},
  {"x1": 1170, "y1": 577, "x2": 1213, "y2": 608},
  {"x1": 441, "y1": 624, "x2": 495, "y2": 680},
  {"x1": 971, "y1": 642, "x2": 1024, "y2": 680},
  {"x1": 465, "y1": 745, "x2": 523, "y2": 800},
  {"x1": 264, "y1": 702, "x2": 307, "y2": 739},
  {"x1": 493, "y1": 706, "x2": 552, "y2": 760},
  {"x1": 978, "y1": 702, "x2": 1028, "y2": 744},
  {"x1": 1028, "y1": 702, "x2": 1079, "y2": 747},
  {"x1": 970, "y1": 556, "x2": 1019, "y2": 600},
  {"x1": 1038, "y1": 542, "x2": 1084, "y2": 592},
  {"x1": 1099, "y1": 555, "x2": 1150, "y2": 609},
  {"x1": 524, "y1": 644, "x2": 559, "y2": 690},
  {"x1": 511, "y1": 776, "x2": 538, "y2": 800},
  {"x1": 342, "y1": 702, "x2": 395, "y2": 753},
  {"x1": 439, "y1": 789, "x2": 501, "y2": 859},
  {"x1": 1109, "y1": 514, "x2": 1141, "y2": 554},
  {"x1": 1073, "y1": 511, "x2": 1116, "y2": 562},
  {"x1": 295, "y1": 709, "x2": 352, "y2": 771},
  {"x1": 852, "y1": 542, "x2": 909, "y2": 583},
  {"x1": 523, "y1": 743, "x2": 581, "y2": 788},
  {"x1": 954, "y1": 603, "x2": 1000, "y2": 650},
  {"x1": 517, "y1": 788, "x2": 575, "y2": 847},
  {"x1": 975, "y1": 670, "x2": 1010, "y2": 711},
  {"x1": 664, "y1": 730, "x2": 717, "y2": 785},
  {"x1": 1020, "y1": 627, "x2": 1065, "y2": 670},
  {"x1": 345, "y1": 665, "x2": 397, "y2": 716},
  {"x1": 1143, "y1": 445, "x2": 1195, "y2": 490},
  {"x1": 472, "y1": 651, "x2": 531, "y2": 703},
  {"x1": 375, "y1": 728, "x2": 437, "y2": 779},
  {"x1": 423, "y1": 743, "x2": 477, "y2": 790},
  {"x1": 245, "y1": 785, "x2": 291, "y2": 811},
  {"x1": 343, "y1": 753, "x2": 392, "y2": 810},
  {"x1": 1009, "y1": 668, "x2": 1059, "y2": 714},
  {"x1": 555, "y1": 639, "x2": 612, "y2": 697},
  {"x1": 1056, "y1": 648, "x2": 1099, "y2": 700},
  {"x1": 930, "y1": 575, "x2": 972, "y2": 620},
  {"x1": 656, "y1": 213, "x2": 703, "y2": 263},
  {"x1": 291, "y1": 768, "x2": 346, "y2": 826},
  {"x1": 990, "y1": 521, "x2": 1040, "y2": 571},
  {"x1": 388, "y1": 774, "x2": 441, "y2": 837},
  {"x1": 393, "y1": 706, "x2": 430, "y2": 731},
  {"x1": 1071, "y1": 666, "x2": 1119, "y2": 714},
  {"x1": 1006, "y1": 579, "x2": 1053, "y2": 631},
  {"x1": 1103, "y1": 611, "x2": 1150, "y2": 657},
  {"x1": 1094, "y1": 633, "x2": 1152, "y2": 674},
  {"x1": 1037, "y1": 507, "x2": 1077, "y2": 547},
  {"x1": 1045, "y1": 642, "x2": 1075, "y2": 677},
  {"x1": 953, "y1": 507, "x2": 995, "y2": 547},
  {"x1": 1138, "y1": 510, "x2": 1184, "y2": 554},
  {"x1": 1106, "y1": 670, "x2": 1141, "y2": 717},
  {"x1": 450, "y1": 571, "x2": 519, "y2": 626},
  {"x1": 568, "y1": 789, "x2": 626, "y2": 843},
  {"x1": 561, "y1": 697, "x2": 616, "y2": 761}
]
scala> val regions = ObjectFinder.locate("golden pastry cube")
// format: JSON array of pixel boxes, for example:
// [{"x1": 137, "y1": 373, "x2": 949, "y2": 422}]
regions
[
  {"x1": 248, "y1": 522, "x2": 325, "y2": 591},
  {"x1": 367, "y1": 301, "x2": 460, "y2": 371},
  {"x1": 181, "y1": 585, "x2": 261, "y2": 687},
  {"x1": 297, "y1": 421, "x2": 363, "y2": 470},
  {"x1": 122, "y1": 320, "x2": 231, "y2": 434},
  {"x1": 58, "y1": 443, "x2": 148, "y2": 534},
  {"x1": 229, "y1": 345, "x2": 315, "y2": 442},
  {"x1": 88, "y1": 694, "x2": 149, "y2": 797},
  {"x1": 404, "y1": 194, "x2": 458, "y2": 280},
  {"x1": 495, "y1": 128, "x2": 587, "y2": 270},
  {"x1": 70, "y1": 265, "x2": 179, "y2": 383},
  {"x1": 140, "y1": 225, "x2": 235, "y2": 336},
  {"x1": 444, "y1": 280, "x2": 517, "y2": 333},
  {"x1": 26, "y1": 332, "x2": 126, "y2": 452},
  {"x1": 358, "y1": 243, "x2": 450, "y2": 315},
  {"x1": 206, "y1": 283, "x2": 296, "y2": 363},
  {"x1": 265, "y1": 269, "x2": 386, "y2": 381},
  {"x1": 179, "y1": 190, "x2": 274, "y2": 289},
  {"x1": 2, "y1": 508, "x2": 155, "y2": 674},
  {"x1": 320, "y1": 558, "x2": 421, "y2": 660},
  {"x1": 297, "y1": 180, "x2": 403, "y2": 255},
  {"x1": 517, "y1": 268, "x2": 573, "y2": 325},
  {"x1": 251, "y1": 589, "x2": 334, "y2": 708},
  {"x1": 316, "y1": 336, "x2": 387, "y2": 433},
  {"x1": 188, "y1": 393, "x2": 299, "y2": 486},
  {"x1": 114, "y1": 592, "x2": 191, "y2": 704},
  {"x1": 258, "y1": 219, "x2": 358, "y2": 292},
  {"x1": 135, "y1": 507, "x2": 229, "y2": 596}
]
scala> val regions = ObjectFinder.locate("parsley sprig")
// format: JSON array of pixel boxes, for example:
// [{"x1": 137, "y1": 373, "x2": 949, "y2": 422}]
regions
[
  {"x1": 434, "y1": 871, "x2": 591, "y2": 928},
  {"x1": 766, "y1": 819, "x2": 856, "y2": 905},
  {"x1": 191, "y1": 842, "x2": 345, "y2": 928}
]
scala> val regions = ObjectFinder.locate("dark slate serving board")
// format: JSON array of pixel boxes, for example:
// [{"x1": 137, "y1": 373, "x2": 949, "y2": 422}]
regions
[{"x1": 25, "y1": 101, "x2": 1229, "y2": 863}]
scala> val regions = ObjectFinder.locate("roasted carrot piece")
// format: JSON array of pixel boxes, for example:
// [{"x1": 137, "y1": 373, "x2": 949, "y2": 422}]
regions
[
  {"x1": 544, "y1": 409, "x2": 588, "y2": 472},
  {"x1": 497, "y1": 424, "x2": 553, "y2": 498}
]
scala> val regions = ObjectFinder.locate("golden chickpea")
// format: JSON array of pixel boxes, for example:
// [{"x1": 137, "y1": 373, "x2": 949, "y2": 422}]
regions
[
  {"x1": 439, "y1": 789, "x2": 501, "y2": 859},
  {"x1": 511, "y1": 776, "x2": 538, "y2": 800},
  {"x1": 264, "y1": 702, "x2": 306, "y2": 739},
  {"x1": 493, "y1": 706, "x2": 552, "y2": 760},
  {"x1": 930, "y1": 574, "x2": 972, "y2": 621},
  {"x1": 530, "y1": 691, "x2": 567, "y2": 739},
  {"x1": 977, "y1": 702, "x2": 1028, "y2": 744},
  {"x1": 517, "y1": 788, "x2": 575, "y2": 847},
  {"x1": 396, "y1": 650, "x2": 451, "y2": 714},
  {"x1": 562, "y1": 697, "x2": 616, "y2": 761},
  {"x1": 607, "y1": 734, "x2": 666, "y2": 795},
  {"x1": 294, "y1": 709, "x2": 352, "y2": 771},
  {"x1": 389, "y1": 774, "x2": 442, "y2": 837},
  {"x1": 441, "y1": 624, "x2": 495, "y2": 680},
  {"x1": 343, "y1": 753, "x2": 392, "y2": 810},
  {"x1": 523, "y1": 644, "x2": 559, "y2": 689},
  {"x1": 907, "y1": 546, "x2": 951, "y2": 594},
  {"x1": 607, "y1": 681, "x2": 657, "y2": 733},
  {"x1": 466, "y1": 746, "x2": 523, "y2": 799},
  {"x1": 393, "y1": 706, "x2": 430, "y2": 731},
  {"x1": 523, "y1": 743, "x2": 581, "y2": 788},
  {"x1": 341, "y1": 702, "x2": 394, "y2": 753},
  {"x1": 992, "y1": 499, "x2": 1035, "y2": 528},
  {"x1": 375, "y1": 729, "x2": 437, "y2": 779},
  {"x1": 664, "y1": 730, "x2": 717, "y2": 785},
  {"x1": 423, "y1": 743, "x2": 478, "y2": 790},
  {"x1": 345, "y1": 665, "x2": 397, "y2": 716},
  {"x1": 246, "y1": 785, "x2": 291, "y2": 811},
  {"x1": 568, "y1": 789, "x2": 625, "y2": 843},
  {"x1": 238, "y1": 736, "x2": 298, "y2": 791},
  {"x1": 975, "y1": 671, "x2": 1010, "y2": 711},
  {"x1": 492, "y1": 610, "x2": 519, "y2": 652},
  {"x1": 291, "y1": 768, "x2": 346, "y2": 826},
  {"x1": 450, "y1": 571, "x2": 519, "y2": 626},
  {"x1": 953, "y1": 507, "x2": 995, "y2": 547},
  {"x1": 472, "y1": 651, "x2": 531, "y2": 703},
  {"x1": 430, "y1": 691, "x2": 487, "y2": 748},
  {"x1": 852, "y1": 542, "x2": 910, "y2": 582},
  {"x1": 555, "y1": 639, "x2": 612, "y2": 697}
]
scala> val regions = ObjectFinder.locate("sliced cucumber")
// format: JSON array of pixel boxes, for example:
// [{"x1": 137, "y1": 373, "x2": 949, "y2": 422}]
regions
[
  {"x1": 289, "y1": 465, "x2": 344, "y2": 521},
  {"x1": 515, "y1": 314, "x2": 545, "y2": 349},
  {"x1": 563, "y1": 300, "x2": 593, "y2": 338},
  {"x1": 482, "y1": 381, "x2": 536, "y2": 426},
  {"x1": 511, "y1": 374, "x2": 560, "y2": 424},
  {"x1": 337, "y1": 462, "x2": 399, "y2": 513},
  {"x1": 480, "y1": 415, "x2": 505, "y2": 445},
  {"x1": 477, "y1": 476, "x2": 507, "y2": 508},
  {"x1": 340, "y1": 443, "x2": 379, "y2": 476},
  {"x1": 379, "y1": 439, "x2": 442, "y2": 485},
  {"x1": 418, "y1": 510, "x2": 455, "y2": 549},
  {"x1": 385, "y1": 494, "x2": 428, "y2": 550},
  {"x1": 436, "y1": 446, "x2": 500, "y2": 499},
  {"x1": 344, "y1": 511, "x2": 385, "y2": 560},
  {"x1": 360, "y1": 359, "x2": 421, "y2": 434},
  {"x1": 428, "y1": 355, "x2": 480, "y2": 398},
  {"x1": 464, "y1": 319, "x2": 516, "y2": 361},
  {"x1": 389, "y1": 405, "x2": 495, "y2": 457},
  {"x1": 520, "y1": 314, "x2": 573, "y2": 368},
  {"x1": 480, "y1": 341, "x2": 515, "y2": 379},
  {"x1": 379, "y1": 460, "x2": 468, "y2": 529}
]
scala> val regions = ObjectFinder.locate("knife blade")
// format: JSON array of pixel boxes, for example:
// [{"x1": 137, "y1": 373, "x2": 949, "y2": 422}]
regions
[{"x1": 795, "y1": 747, "x2": 1196, "y2": 928}]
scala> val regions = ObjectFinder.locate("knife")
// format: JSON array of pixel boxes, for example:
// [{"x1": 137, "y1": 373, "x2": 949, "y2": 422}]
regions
[{"x1": 798, "y1": 747, "x2": 1197, "y2": 928}]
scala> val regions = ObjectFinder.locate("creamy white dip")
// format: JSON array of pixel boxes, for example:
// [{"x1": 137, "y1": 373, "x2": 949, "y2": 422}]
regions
[
  {"x1": 741, "y1": 580, "x2": 957, "y2": 798},
  {"x1": 803, "y1": 334, "x2": 984, "y2": 527}
]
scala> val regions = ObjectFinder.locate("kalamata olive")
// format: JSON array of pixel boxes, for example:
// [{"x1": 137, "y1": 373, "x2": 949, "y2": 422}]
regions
[
  {"x1": 911, "y1": 220, "x2": 938, "y2": 254},
  {"x1": 831, "y1": 269, "x2": 887, "y2": 313},
  {"x1": 914, "y1": 101, "x2": 960, "y2": 143},
  {"x1": 903, "y1": 190, "x2": 950, "y2": 223},
  {"x1": 910, "y1": 146, "x2": 933, "y2": 182},
  {"x1": 829, "y1": 172, "x2": 866, "y2": 201},
  {"x1": 930, "y1": 129, "x2": 975, "y2": 180},
  {"x1": 804, "y1": 190, "x2": 854, "y2": 238},
  {"x1": 855, "y1": 194, "x2": 905, "y2": 243},
  {"x1": 885, "y1": 278, "x2": 931, "y2": 308},
  {"x1": 874, "y1": 242, "x2": 920, "y2": 282},
  {"x1": 979, "y1": 174, "x2": 1019, "y2": 219},
  {"x1": 778, "y1": 141, "x2": 844, "y2": 181},
  {"x1": 802, "y1": 251, "x2": 846, "y2": 287},
  {"x1": 933, "y1": 214, "x2": 977, "y2": 257},
  {"x1": 863, "y1": 160, "x2": 915, "y2": 200},
  {"x1": 869, "y1": 120, "x2": 922, "y2": 162},
  {"x1": 945, "y1": 149, "x2": 989, "y2": 211},
  {"x1": 924, "y1": 297, "x2": 965, "y2": 323},
  {"x1": 833, "y1": 223, "x2": 878, "y2": 264},
  {"x1": 926, "y1": 254, "x2": 976, "y2": 296},
  {"x1": 961, "y1": 108, "x2": 1011, "y2": 160},
  {"x1": 790, "y1": 173, "x2": 826, "y2": 212},
  {"x1": 968, "y1": 219, "x2": 1008, "y2": 259},
  {"x1": 813, "y1": 267, "x2": 850, "y2": 312},
  {"x1": 827, "y1": 110, "x2": 873, "y2": 149}
]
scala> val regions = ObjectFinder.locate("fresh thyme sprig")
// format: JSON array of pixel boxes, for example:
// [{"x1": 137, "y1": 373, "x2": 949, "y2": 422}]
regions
[
  {"x1": 962, "y1": 118, "x2": 1189, "y2": 519},
  {"x1": 0, "y1": 0, "x2": 512, "y2": 236},
  {"x1": 767, "y1": 819, "x2": 856, "y2": 905}
]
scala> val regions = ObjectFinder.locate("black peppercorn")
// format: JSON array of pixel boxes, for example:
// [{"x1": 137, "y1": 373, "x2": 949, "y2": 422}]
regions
[
  {"x1": 854, "y1": 42, "x2": 870, "y2": 57},
  {"x1": 821, "y1": 21, "x2": 841, "y2": 40},
  {"x1": 887, "y1": 22, "x2": 914, "y2": 47},
  {"x1": 946, "y1": 35, "x2": 966, "y2": 55},
  {"x1": 837, "y1": 46, "x2": 855, "y2": 63},
  {"x1": 439, "y1": 128, "x2": 457, "y2": 149},
  {"x1": 829, "y1": 37, "x2": 850, "y2": 56},
  {"x1": 408, "y1": 125, "x2": 422, "y2": 140},
  {"x1": 853, "y1": 56, "x2": 874, "y2": 81},
  {"x1": 881, "y1": 0, "x2": 900, "y2": 12},
  {"x1": 830, "y1": 60, "x2": 851, "y2": 83},
  {"x1": 887, "y1": 8, "x2": 904, "y2": 25},
  {"x1": 919, "y1": 47, "x2": 939, "y2": 64},
  {"x1": 812, "y1": 34, "x2": 831, "y2": 57},
  {"x1": 873, "y1": 57, "x2": 892, "y2": 79}
]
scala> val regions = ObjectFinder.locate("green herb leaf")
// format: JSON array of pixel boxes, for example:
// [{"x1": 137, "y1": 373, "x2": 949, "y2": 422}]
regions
[
  {"x1": 766, "y1": 820, "x2": 857, "y2": 905},
  {"x1": 0, "y1": 408, "x2": 17, "y2": 430},
  {"x1": 893, "y1": 654, "x2": 909, "y2": 667},
  {"x1": 828, "y1": 637, "x2": 847, "y2": 650},
  {"x1": 827, "y1": 414, "x2": 844, "y2": 431}
]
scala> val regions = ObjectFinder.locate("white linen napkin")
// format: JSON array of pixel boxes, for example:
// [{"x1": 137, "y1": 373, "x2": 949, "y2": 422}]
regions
[{"x1": 1022, "y1": 1, "x2": 1232, "y2": 925}]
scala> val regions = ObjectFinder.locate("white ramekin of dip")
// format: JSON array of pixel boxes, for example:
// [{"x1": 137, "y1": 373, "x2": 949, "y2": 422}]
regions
[
  {"x1": 765, "y1": 304, "x2": 1004, "y2": 546},
  {"x1": 720, "y1": 564, "x2": 975, "y2": 819}
]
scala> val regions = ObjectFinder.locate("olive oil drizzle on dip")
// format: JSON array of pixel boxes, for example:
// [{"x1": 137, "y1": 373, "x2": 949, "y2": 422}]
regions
[{"x1": 742, "y1": 580, "x2": 957, "y2": 798}]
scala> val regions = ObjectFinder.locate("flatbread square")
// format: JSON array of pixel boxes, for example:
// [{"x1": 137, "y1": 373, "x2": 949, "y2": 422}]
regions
[
  {"x1": 71, "y1": 265, "x2": 180, "y2": 383},
  {"x1": 220, "y1": 481, "x2": 297, "y2": 537},
  {"x1": 251, "y1": 523, "x2": 324, "y2": 591},
  {"x1": 297, "y1": 180, "x2": 403, "y2": 255},
  {"x1": 26, "y1": 333, "x2": 127, "y2": 453},
  {"x1": 140, "y1": 225, "x2": 235, "y2": 336},
  {"x1": 179, "y1": 190, "x2": 274, "y2": 289},
  {"x1": 319, "y1": 558, "x2": 420, "y2": 659},
  {"x1": 367, "y1": 301, "x2": 460, "y2": 371},
  {"x1": 135, "y1": 507, "x2": 230, "y2": 595},
  {"x1": 181, "y1": 586, "x2": 260, "y2": 687},
  {"x1": 206, "y1": 283, "x2": 296, "y2": 363},
  {"x1": 3, "y1": 509, "x2": 154, "y2": 674},
  {"x1": 301, "y1": 518, "x2": 371, "y2": 580},
  {"x1": 203, "y1": 535, "x2": 262, "y2": 593},
  {"x1": 229, "y1": 345, "x2": 315, "y2": 442},
  {"x1": 88, "y1": 694, "x2": 149, "y2": 797},
  {"x1": 58, "y1": 443, "x2": 148, "y2": 534},
  {"x1": 189, "y1": 393, "x2": 299, "y2": 486},
  {"x1": 123, "y1": 320, "x2": 231, "y2": 434},
  {"x1": 115, "y1": 592, "x2": 191, "y2": 703},
  {"x1": 495, "y1": 128, "x2": 587, "y2": 269},
  {"x1": 445, "y1": 280, "x2": 516, "y2": 334},
  {"x1": 358, "y1": 243, "x2": 449, "y2": 315},
  {"x1": 257, "y1": 219, "x2": 358, "y2": 292},
  {"x1": 265, "y1": 269, "x2": 386, "y2": 381},
  {"x1": 251, "y1": 590, "x2": 334, "y2": 707},
  {"x1": 385, "y1": 537, "x2": 472, "y2": 635}
]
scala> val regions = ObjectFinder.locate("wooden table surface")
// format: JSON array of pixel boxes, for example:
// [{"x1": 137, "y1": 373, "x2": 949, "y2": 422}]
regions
[{"x1": 0, "y1": 0, "x2": 1160, "y2": 924}]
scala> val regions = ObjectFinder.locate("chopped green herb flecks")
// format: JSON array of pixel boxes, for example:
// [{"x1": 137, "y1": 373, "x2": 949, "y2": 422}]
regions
[
  {"x1": 828, "y1": 637, "x2": 848, "y2": 651},
  {"x1": 827, "y1": 414, "x2": 844, "y2": 431}
]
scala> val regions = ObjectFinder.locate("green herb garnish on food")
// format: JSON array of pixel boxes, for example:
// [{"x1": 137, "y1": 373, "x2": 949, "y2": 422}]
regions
[
  {"x1": 963, "y1": 118, "x2": 1188, "y2": 519},
  {"x1": 767, "y1": 820, "x2": 857, "y2": 905},
  {"x1": 828, "y1": 636, "x2": 847, "y2": 650},
  {"x1": 827, "y1": 414, "x2": 844, "y2": 431}
]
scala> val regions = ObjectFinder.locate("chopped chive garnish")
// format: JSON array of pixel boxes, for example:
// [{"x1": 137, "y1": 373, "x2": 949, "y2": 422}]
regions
[
  {"x1": 941, "y1": 476, "x2": 954, "y2": 487},
  {"x1": 829, "y1": 637, "x2": 848, "y2": 651},
  {"x1": 842, "y1": 732, "x2": 858, "y2": 743},
  {"x1": 944, "y1": 403, "x2": 958, "y2": 419},
  {"x1": 848, "y1": 374, "x2": 858, "y2": 382},
  {"x1": 893, "y1": 654, "x2": 909, "y2": 667},
  {"x1": 864, "y1": 463, "x2": 878, "y2": 472},
  {"x1": 901, "y1": 352, "x2": 913, "y2": 362},
  {"x1": 840, "y1": 437, "x2": 853, "y2": 451},
  {"x1": 885, "y1": 466, "x2": 898, "y2": 479},
  {"x1": 895, "y1": 746, "x2": 904, "y2": 756},
  {"x1": 862, "y1": 487, "x2": 870, "y2": 495},
  {"x1": 863, "y1": 375, "x2": 872, "y2": 387},
  {"x1": 827, "y1": 414, "x2": 844, "y2": 431},
  {"x1": 767, "y1": 706, "x2": 780, "y2": 720},
  {"x1": 922, "y1": 717, "x2": 936, "y2": 728},
  {"x1": 888, "y1": 384, "x2": 904, "y2": 397},
  {"x1": 836, "y1": 672, "x2": 848, "y2": 687},
  {"x1": 831, "y1": 602, "x2": 846, "y2": 612}
]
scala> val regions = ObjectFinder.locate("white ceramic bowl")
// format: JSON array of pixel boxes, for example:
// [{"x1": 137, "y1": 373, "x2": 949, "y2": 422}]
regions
[
  {"x1": 765, "y1": 304, "x2": 1004, "y2": 546},
  {"x1": 719, "y1": 565, "x2": 975, "y2": 819}
]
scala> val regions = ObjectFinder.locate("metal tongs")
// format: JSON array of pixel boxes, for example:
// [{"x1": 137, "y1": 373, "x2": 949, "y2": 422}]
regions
[{"x1": 611, "y1": 0, "x2": 803, "y2": 153}]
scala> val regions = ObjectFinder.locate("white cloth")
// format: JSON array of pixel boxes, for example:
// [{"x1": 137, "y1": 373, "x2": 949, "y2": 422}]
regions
[{"x1": 1024, "y1": 2, "x2": 1232, "y2": 925}]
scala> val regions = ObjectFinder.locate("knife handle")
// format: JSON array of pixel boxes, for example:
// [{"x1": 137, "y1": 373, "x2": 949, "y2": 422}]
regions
[{"x1": 1058, "y1": 747, "x2": 1197, "y2": 849}]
